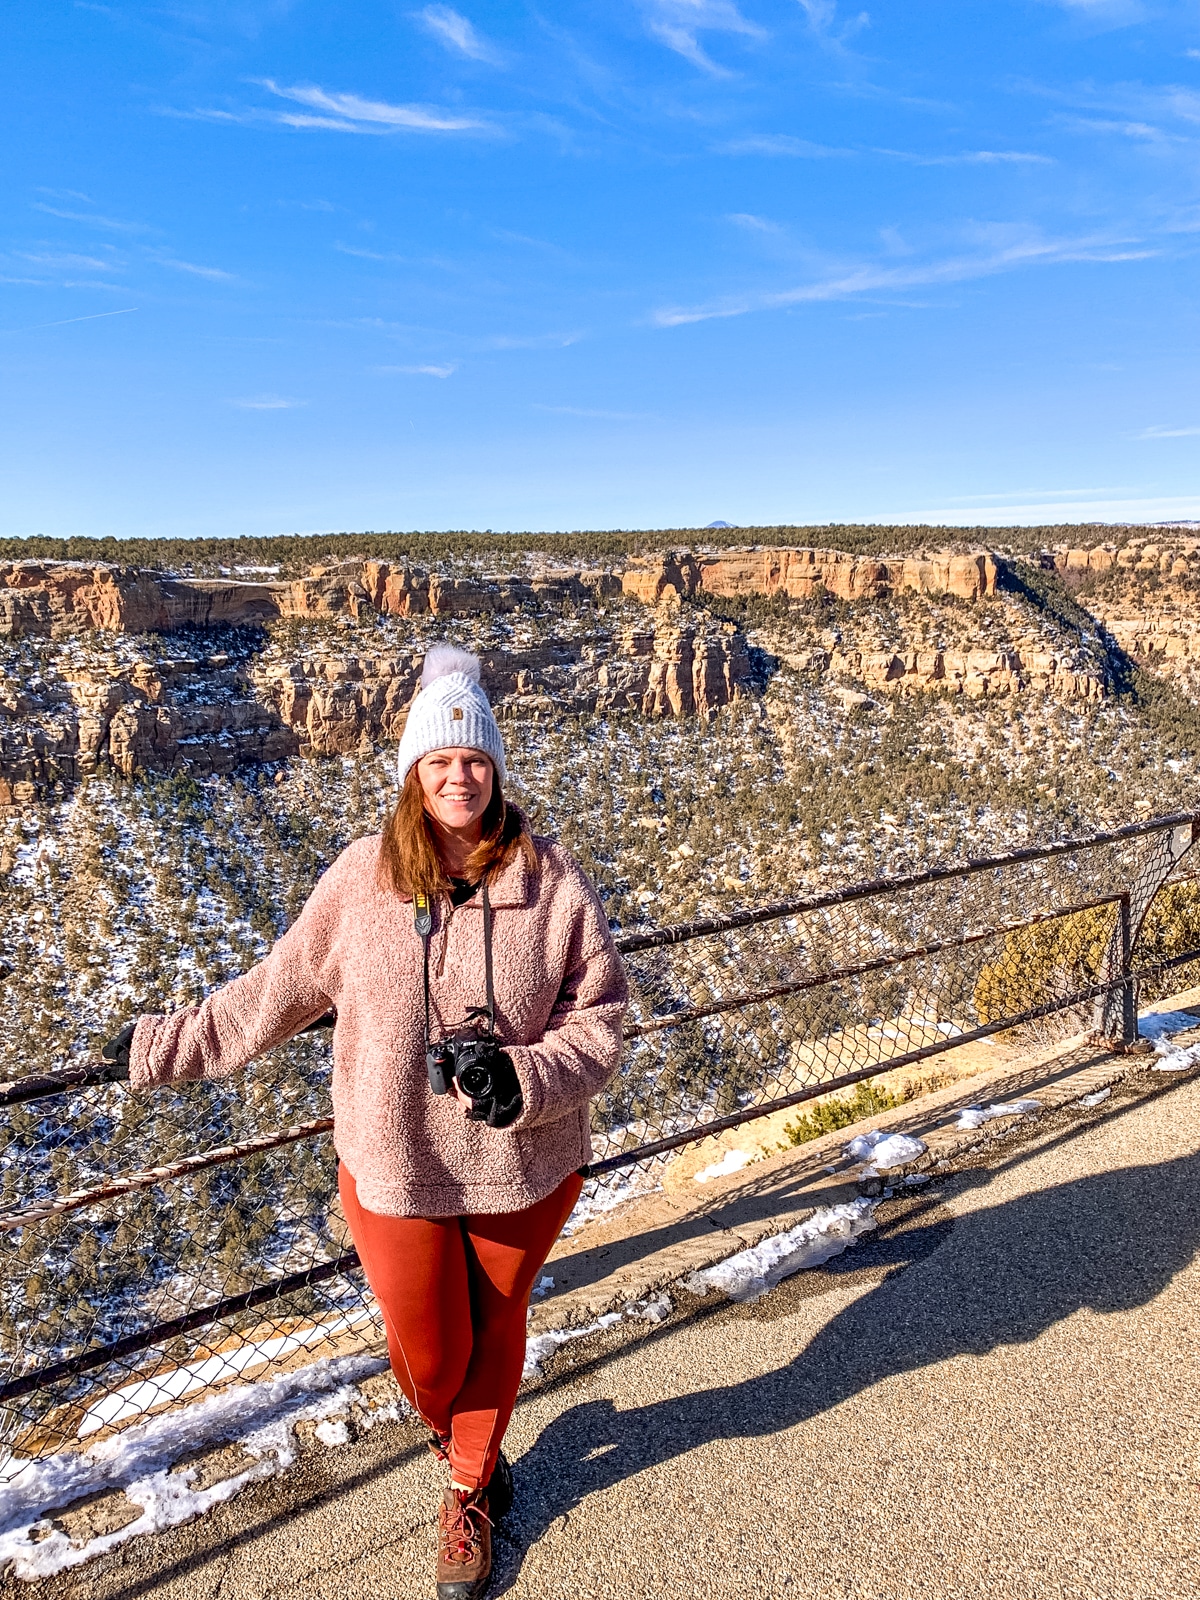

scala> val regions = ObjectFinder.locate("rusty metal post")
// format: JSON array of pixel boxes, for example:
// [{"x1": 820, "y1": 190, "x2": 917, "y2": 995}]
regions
[{"x1": 1117, "y1": 892, "x2": 1135, "y2": 1045}]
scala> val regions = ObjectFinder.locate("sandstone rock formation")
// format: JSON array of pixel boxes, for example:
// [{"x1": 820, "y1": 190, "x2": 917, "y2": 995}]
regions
[
  {"x1": 621, "y1": 548, "x2": 999, "y2": 606},
  {"x1": 0, "y1": 618, "x2": 750, "y2": 797},
  {"x1": 0, "y1": 560, "x2": 625, "y2": 638},
  {"x1": 1052, "y1": 541, "x2": 1197, "y2": 582},
  {"x1": 250, "y1": 618, "x2": 749, "y2": 758},
  {"x1": 785, "y1": 642, "x2": 1104, "y2": 701}
]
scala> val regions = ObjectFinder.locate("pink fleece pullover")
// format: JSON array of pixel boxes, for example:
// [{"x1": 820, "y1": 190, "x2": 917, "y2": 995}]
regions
[{"x1": 130, "y1": 834, "x2": 629, "y2": 1218}]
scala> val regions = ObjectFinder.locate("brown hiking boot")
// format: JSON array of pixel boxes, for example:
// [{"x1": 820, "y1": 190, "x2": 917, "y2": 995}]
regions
[{"x1": 436, "y1": 1485, "x2": 492, "y2": 1600}]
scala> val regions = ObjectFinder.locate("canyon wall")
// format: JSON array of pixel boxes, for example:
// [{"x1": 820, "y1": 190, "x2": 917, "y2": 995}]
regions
[
  {"x1": 6, "y1": 537, "x2": 1199, "y2": 804},
  {"x1": 620, "y1": 548, "x2": 1000, "y2": 605},
  {"x1": 0, "y1": 560, "x2": 623, "y2": 638},
  {"x1": 1, "y1": 548, "x2": 1000, "y2": 640},
  {"x1": 783, "y1": 643, "x2": 1104, "y2": 701},
  {"x1": 0, "y1": 618, "x2": 749, "y2": 802}
]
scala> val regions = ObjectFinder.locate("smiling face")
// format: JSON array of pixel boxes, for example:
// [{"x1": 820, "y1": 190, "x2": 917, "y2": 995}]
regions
[{"x1": 415, "y1": 747, "x2": 495, "y2": 838}]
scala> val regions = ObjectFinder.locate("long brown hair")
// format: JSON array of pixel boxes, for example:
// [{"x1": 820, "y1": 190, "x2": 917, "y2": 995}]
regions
[{"x1": 378, "y1": 761, "x2": 539, "y2": 899}]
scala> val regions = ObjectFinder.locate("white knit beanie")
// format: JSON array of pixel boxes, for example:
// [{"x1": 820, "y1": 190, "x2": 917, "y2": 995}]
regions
[{"x1": 397, "y1": 644, "x2": 507, "y2": 788}]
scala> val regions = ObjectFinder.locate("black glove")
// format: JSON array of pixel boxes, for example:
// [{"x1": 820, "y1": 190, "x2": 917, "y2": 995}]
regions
[
  {"x1": 100, "y1": 1021, "x2": 136, "y2": 1082},
  {"x1": 460, "y1": 1047, "x2": 523, "y2": 1130}
]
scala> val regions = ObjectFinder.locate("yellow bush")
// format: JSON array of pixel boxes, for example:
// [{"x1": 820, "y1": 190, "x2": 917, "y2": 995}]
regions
[{"x1": 973, "y1": 904, "x2": 1114, "y2": 1025}]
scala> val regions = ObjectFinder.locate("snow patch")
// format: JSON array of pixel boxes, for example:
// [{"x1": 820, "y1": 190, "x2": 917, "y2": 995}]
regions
[
  {"x1": 694, "y1": 1148, "x2": 754, "y2": 1184},
  {"x1": 1140, "y1": 1010, "x2": 1200, "y2": 1072},
  {"x1": 1136, "y1": 1010, "x2": 1200, "y2": 1042},
  {"x1": 1151, "y1": 1044, "x2": 1199, "y2": 1071},
  {"x1": 522, "y1": 1313, "x2": 623, "y2": 1380},
  {"x1": 629, "y1": 1292, "x2": 673, "y2": 1323},
  {"x1": 0, "y1": 1353, "x2": 391, "y2": 1581},
  {"x1": 955, "y1": 1099, "x2": 1041, "y2": 1131},
  {"x1": 681, "y1": 1200, "x2": 878, "y2": 1303},
  {"x1": 313, "y1": 1419, "x2": 351, "y2": 1447},
  {"x1": 1075, "y1": 1087, "x2": 1111, "y2": 1108},
  {"x1": 78, "y1": 1311, "x2": 375, "y2": 1437},
  {"x1": 844, "y1": 1129, "x2": 927, "y2": 1171}
]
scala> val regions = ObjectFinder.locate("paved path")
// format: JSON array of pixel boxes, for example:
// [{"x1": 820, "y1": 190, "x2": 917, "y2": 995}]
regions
[{"x1": 11, "y1": 1071, "x2": 1200, "y2": 1600}]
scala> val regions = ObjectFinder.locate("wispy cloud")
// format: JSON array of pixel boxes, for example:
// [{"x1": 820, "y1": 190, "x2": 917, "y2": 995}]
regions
[
  {"x1": 877, "y1": 147, "x2": 1054, "y2": 165},
  {"x1": 1026, "y1": 78, "x2": 1200, "y2": 146},
  {"x1": 937, "y1": 483, "x2": 1132, "y2": 502},
  {"x1": 643, "y1": 1, "x2": 766, "y2": 77},
  {"x1": 720, "y1": 135, "x2": 850, "y2": 157},
  {"x1": 335, "y1": 242, "x2": 409, "y2": 262},
  {"x1": 720, "y1": 139, "x2": 1049, "y2": 164},
  {"x1": 653, "y1": 227, "x2": 1154, "y2": 325},
  {"x1": 1137, "y1": 423, "x2": 1200, "y2": 439},
  {"x1": 796, "y1": 0, "x2": 871, "y2": 51},
  {"x1": 417, "y1": 6, "x2": 503, "y2": 64},
  {"x1": 1042, "y1": 0, "x2": 1145, "y2": 23},
  {"x1": 155, "y1": 256, "x2": 236, "y2": 281},
  {"x1": 378, "y1": 363, "x2": 457, "y2": 377},
  {"x1": 226, "y1": 395, "x2": 307, "y2": 410},
  {"x1": 16, "y1": 251, "x2": 120, "y2": 271},
  {"x1": 727, "y1": 212, "x2": 785, "y2": 233},
  {"x1": 158, "y1": 107, "x2": 251, "y2": 125},
  {"x1": 32, "y1": 203, "x2": 148, "y2": 233},
  {"x1": 903, "y1": 491, "x2": 1200, "y2": 528},
  {"x1": 257, "y1": 79, "x2": 488, "y2": 133},
  {"x1": 483, "y1": 330, "x2": 583, "y2": 349}
]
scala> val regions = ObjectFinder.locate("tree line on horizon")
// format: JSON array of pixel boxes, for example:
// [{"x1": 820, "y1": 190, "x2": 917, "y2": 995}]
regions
[{"x1": 0, "y1": 522, "x2": 1138, "y2": 578}]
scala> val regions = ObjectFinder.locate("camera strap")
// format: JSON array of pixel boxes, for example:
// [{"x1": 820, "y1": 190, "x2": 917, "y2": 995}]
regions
[
  {"x1": 413, "y1": 878, "x2": 495, "y2": 1050},
  {"x1": 481, "y1": 878, "x2": 495, "y2": 1035},
  {"x1": 413, "y1": 891, "x2": 433, "y2": 1051}
]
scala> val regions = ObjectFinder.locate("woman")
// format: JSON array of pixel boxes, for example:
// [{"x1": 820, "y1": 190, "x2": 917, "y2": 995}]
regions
[{"x1": 111, "y1": 644, "x2": 628, "y2": 1600}]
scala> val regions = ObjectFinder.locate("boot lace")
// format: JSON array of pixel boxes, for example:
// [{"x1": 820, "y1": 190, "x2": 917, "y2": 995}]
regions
[{"x1": 441, "y1": 1490, "x2": 491, "y2": 1566}]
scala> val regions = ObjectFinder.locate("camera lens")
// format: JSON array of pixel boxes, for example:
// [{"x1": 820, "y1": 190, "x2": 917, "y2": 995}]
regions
[{"x1": 458, "y1": 1062, "x2": 494, "y2": 1100}]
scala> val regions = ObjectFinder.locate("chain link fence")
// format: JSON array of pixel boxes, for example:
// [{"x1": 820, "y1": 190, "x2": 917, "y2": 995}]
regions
[{"x1": 4, "y1": 811, "x2": 1200, "y2": 1474}]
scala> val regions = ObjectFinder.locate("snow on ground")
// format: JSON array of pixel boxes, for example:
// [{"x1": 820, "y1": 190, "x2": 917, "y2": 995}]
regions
[
  {"x1": 1136, "y1": 1010, "x2": 1199, "y2": 1042},
  {"x1": 694, "y1": 1149, "x2": 754, "y2": 1184},
  {"x1": 0, "y1": 1192, "x2": 887, "y2": 1579},
  {"x1": 521, "y1": 1314, "x2": 625, "y2": 1381},
  {"x1": 844, "y1": 1129, "x2": 927, "y2": 1171},
  {"x1": 955, "y1": 1099, "x2": 1042, "y2": 1131},
  {"x1": 1138, "y1": 1008, "x2": 1200, "y2": 1071},
  {"x1": 77, "y1": 1310, "x2": 377, "y2": 1437},
  {"x1": 681, "y1": 1199, "x2": 879, "y2": 1303},
  {"x1": 0, "y1": 1352, "x2": 393, "y2": 1582},
  {"x1": 560, "y1": 1162, "x2": 664, "y2": 1235},
  {"x1": 1076, "y1": 1087, "x2": 1112, "y2": 1108}
]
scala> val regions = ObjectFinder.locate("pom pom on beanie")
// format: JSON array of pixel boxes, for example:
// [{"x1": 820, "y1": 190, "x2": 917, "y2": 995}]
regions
[
  {"x1": 421, "y1": 642, "x2": 480, "y2": 688},
  {"x1": 397, "y1": 645, "x2": 507, "y2": 788}
]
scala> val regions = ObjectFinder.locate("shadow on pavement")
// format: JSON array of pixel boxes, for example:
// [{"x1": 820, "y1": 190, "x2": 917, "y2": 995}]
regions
[{"x1": 493, "y1": 1148, "x2": 1200, "y2": 1594}]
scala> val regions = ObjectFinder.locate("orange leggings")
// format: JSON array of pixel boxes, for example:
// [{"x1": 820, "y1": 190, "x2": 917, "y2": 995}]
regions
[{"x1": 339, "y1": 1166, "x2": 582, "y2": 1492}]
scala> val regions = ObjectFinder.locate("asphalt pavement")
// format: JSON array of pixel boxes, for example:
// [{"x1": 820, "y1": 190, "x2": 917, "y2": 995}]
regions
[{"x1": 8, "y1": 1069, "x2": 1199, "y2": 1600}]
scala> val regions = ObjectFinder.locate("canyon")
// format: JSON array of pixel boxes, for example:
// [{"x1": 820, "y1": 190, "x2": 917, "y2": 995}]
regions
[
  {"x1": 3, "y1": 535, "x2": 1199, "y2": 804},
  {"x1": 0, "y1": 617, "x2": 750, "y2": 803}
]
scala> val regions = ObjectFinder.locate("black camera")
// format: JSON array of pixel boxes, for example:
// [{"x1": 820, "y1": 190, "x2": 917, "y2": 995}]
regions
[{"x1": 426, "y1": 1030, "x2": 504, "y2": 1098}]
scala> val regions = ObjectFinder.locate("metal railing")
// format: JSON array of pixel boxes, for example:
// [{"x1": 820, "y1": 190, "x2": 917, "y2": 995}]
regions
[{"x1": 3, "y1": 810, "x2": 1200, "y2": 1467}]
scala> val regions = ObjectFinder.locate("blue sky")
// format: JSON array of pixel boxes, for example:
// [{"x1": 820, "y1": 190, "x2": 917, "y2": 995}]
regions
[{"x1": 4, "y1": 1, "x2": 1200, "y2": 538}]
